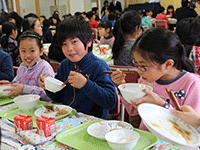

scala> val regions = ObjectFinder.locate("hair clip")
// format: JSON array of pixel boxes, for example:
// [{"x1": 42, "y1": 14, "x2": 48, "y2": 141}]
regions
[
  {"x1": 20, "y1": 33, "x2": 42, "y2": 40},
  {"x1": 1, "y1": 34, "x2": 6, "y2": 38}
]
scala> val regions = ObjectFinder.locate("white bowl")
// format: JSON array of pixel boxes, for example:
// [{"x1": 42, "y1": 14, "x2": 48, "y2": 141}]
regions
[
  {"x1": 99, "y1": 44, "x2": 109, "y2": 49},
  {"x1": 0, "y1": 85, "x2": 13, "y2": 96},
  {"x1": 13, "y1": 94, "x2": 40, "y2": 111},
  {"x1": 118, "y1": 83, "x2": 153, "y2": 103},
  {"x1": 105, "y1": 130, "x2": 140, "y2": 150},
  {"x1": 44, "y1": 76, "x2": 66, "y2": 93}
]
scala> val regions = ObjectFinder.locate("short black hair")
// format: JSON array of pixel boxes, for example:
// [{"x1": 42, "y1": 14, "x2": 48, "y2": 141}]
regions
[
  {"x1": 40, "y1": 15, "x2": 46, "y2": 19},
  {"x1": 158, "y1": 6, "x2": 165, "y2": 14},
  {"x1": 182, "y1": 0, "x2": 189, "y2": 7},
  {"x1": 57, "y1": 17, "x2": 93, "y2": 52},
  {"x1": 104, "y1": 0, "x2": 109, "y2": 5},
  {"x1": 92, "y1": 7, "x2": 98, "y2": 13},
  {"x1": 98, "y1": 20, "x2": 112, "y2": 33},
  {"x1": 43, "y1": 19, "x2": 51, "y2": 27},
  {"x1": 108, "y1": 12, "x2": 116, "y2": 21},
  {"x1": 24, "y1": 13, "x2": 38, "y2": 19},
  {"x1": 86, "y1": 11, "x2": 94, "y2": 20}
]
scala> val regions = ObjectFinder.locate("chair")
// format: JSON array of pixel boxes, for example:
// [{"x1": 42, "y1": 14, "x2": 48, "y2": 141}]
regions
[
  {"x1": 49, "y1": 59, "x2": 60, "y2": 73},
  {"x1": 155, "y1": 20, "x2": 167, "y2": 29},
  {"x1": 91, "y1": 28, "x2": 98, "y2": 39},
  {"x1": 108, "y1": 65, "x2": 140, "y2": 121}
]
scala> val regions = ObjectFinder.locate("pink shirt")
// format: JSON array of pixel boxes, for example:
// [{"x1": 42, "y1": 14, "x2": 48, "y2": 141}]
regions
[{"x1": 121, "y1": 71, "x2": 200, "y2": 131}]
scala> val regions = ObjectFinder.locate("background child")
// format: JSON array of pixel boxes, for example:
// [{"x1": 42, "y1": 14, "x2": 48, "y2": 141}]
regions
[
  {"x1": 156, "y1": 6, "x2": 169, "y2": 29},
  {"x1": 22, "y1": 17, "x2": 43, "y2": 36},
  {"x1": 112, "y1": 10, "x2": 142, "y2": 66},
  {"x1": 38, "y1": 17, "x2": 117, "y2": 119},
  {"x1": 0, "y1": 49, "x2": 14, "y2": 81},
  {"x1": 87, "y1": 11, "x2": 98, "y2": 28},
  {"x1": 95, "y1": 20, "x2": 115, "y2": 48},
  {"x1": 1, "y1": 22, "x2": 19, "y2": 66},
  {"x1": 111, "y1": 28, "x2": 200, "y2": 130},
  {"x1": 175, "y1": 18, "x2": 200, "y2": 74},
  {"x1": 1, "y1": 31, "x2": 54, "y2": 101},
  {"x1": 42, "y1": 19, "x2": 53, "y2": 43},
  {"x1": 166, "y1": 5, "x2": 175, "y2": 18}
]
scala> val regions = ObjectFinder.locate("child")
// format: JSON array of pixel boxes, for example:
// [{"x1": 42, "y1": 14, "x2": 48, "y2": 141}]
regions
[
  {"x1": 111, "y1": 28, "x2": 200, "y2": 130},
  {"x1": 112, "y1": 10, "x2": 142, "y2": 66},
  {"x1": 38, "y1": 17, "x2": 117, "y2": 119},
  {"x1": 1, "y1": 22, "x2": 19, "y2": 66},
  {"x1": 95, "y1": 20, "x2": 115, "y2": 48},
  {"x1": 1, "y1": 31, "x2": 55, "y2": 101},
  {"x1": 0, "y1": 48, "x2": 14, "y2": 81},
  {"x1": 22, "y1": 17, "x2": 43, "y2": 36},
  {"x1": 42, "y1": 19, "x2": 53, "y2": 43},
  {"x1": 175, "y1": 18, "x2": 200, "y2": 74},
  {"x1": 108, "y1": 12, "x2": 116, "y2": 27},
  {"x1": 138, "y1": 9, "x2": 150, "y2": 27},
  {"x1": 166, "y1": 5, "x2": 175, "y2": 18},
  {"x1": 87, "y1": 11, "x2": 98, "y2": 28},
  {"x1": 156, "y1": 6, "x2": 169, "y2": 29}
]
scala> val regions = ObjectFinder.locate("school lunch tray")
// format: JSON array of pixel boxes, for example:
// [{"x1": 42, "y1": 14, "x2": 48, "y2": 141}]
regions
[
  {"x1": 0, "y1": 94, "x2": 17, "y2": 106},
  {"x1": 56, "y1": 119, "x2": 159, "y2": 150},
  {"x1": 0, "y1": 101, "x2": 77, "y2": 128}
]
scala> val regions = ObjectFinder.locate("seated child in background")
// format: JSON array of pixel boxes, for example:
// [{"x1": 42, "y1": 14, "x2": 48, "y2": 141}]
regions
[
  {"x1": 175, "y1": 18, "x2": 200, "y2": 75},
  {"x1": 0, "y1": 49, "x2": 14, "y2": 81},
  {"x1": 38, "y1": 17, "x2": 117, "y2": 119},
  {"x1": 95, "y1": 20, "x2": 115, "y2": 48},
  {"x1": 111, "y1": 28, "x2": 200, "y2": 131},
  {"x1": 166, "y1": 5, "x2": 175, "y2": 18},
  {"x1": 0, "y1": 31, "x2": 55, "y2": 101},
  {"x1": 138, "y1": 9, "x2": 150, "y2": 27},
  {"x1": 156, "y1": 6, "x2": 169, "y2": 29},
  {"x1": 108, "y1": 12, "x2": 116, "y2": 28},
  {"x1": 87, "y1": 11, "x2": 98, "y2": 28},
  {"x1": 1, "y1": 22, "x2": 19, "y2": 66},
  {"x1": 42, "y1": 19, "x2": 53, "y2": 43}
]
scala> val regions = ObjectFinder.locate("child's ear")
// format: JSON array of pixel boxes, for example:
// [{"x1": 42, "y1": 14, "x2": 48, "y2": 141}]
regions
[
  {"x1": 40, "y1": 47, "x2": 44, "y2": 56},
  {"x1": 87, "y1": 40, "x2": 92, "y2": 48},
  {"x1": 164, "y1": 59, "x2": 174, "y2": 69}
]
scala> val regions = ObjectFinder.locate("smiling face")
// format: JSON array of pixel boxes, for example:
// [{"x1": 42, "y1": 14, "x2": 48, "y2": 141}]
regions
[
  {"x1": 62, "y1": 37, "x2": 91, "y2": 63},
  {"x1": 19, "y1": 38, "x2": 43, "y2": 67}
]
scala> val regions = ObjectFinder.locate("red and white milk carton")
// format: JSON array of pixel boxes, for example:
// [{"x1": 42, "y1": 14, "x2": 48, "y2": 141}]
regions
[
  {"x1": 36, "y1": 115, "x2": 56, "y2": 137},
  {"x1": 14, "y1": 114, "x2": 33, "y2": 133}
]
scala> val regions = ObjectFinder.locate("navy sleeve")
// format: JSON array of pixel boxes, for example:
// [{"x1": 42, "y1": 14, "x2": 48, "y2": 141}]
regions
[{"x1": 0, "y1": 54, "x2": 14, "y2": 81}]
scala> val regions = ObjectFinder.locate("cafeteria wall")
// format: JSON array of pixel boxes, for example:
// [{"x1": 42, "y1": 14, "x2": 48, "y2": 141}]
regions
[{"x1": 11, "y1": 0, "x2": 200, "y2": 18}]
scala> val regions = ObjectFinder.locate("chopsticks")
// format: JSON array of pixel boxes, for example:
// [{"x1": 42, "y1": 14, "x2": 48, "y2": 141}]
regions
[
  {"x1": 165, "y1": 88, "x2": 182, "y2": 111},
  {"x1": 103, "y1": 71, "x2": 135, "y2": 74},
  {"x1": 61, "y1": 70, "x2": 81, "y2": 86}
]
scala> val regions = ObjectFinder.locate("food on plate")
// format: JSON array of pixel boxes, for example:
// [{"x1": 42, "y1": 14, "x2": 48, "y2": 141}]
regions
[
  {"x1": 44, "y1": 105, "x2": 58, "y2": 114},
  {"x1": 56, "y1": 109, "x2": 69, "y2": 117},
  {"x1": 150, "y1": 123, "x2": 160, "y2": 128},
  {"x1": 170, "y1": 120, "x2": 192, "y2": 143}
]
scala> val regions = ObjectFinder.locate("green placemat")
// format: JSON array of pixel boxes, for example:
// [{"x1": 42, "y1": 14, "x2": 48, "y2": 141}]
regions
[
  {"x1": 0, "y1": 101, "x2": 77, "y2": 127},
  {"x1": 0, "y1": 94, "x2": 18, "y2": 106},
  {"x1": 56, "y1": 119, "x2": 158, "y2": 150}
]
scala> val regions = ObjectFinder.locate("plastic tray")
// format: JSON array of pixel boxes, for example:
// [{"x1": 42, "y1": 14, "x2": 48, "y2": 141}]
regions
[
  {"x1": 56, "y1": 119, "x2": 158, "y2": 150},
  {"x1": 0, "y1": 101, "x2": 77, "y2": 127},
  {"x1": 0, "y1": 95, "x2": 17, "y2": 106}
]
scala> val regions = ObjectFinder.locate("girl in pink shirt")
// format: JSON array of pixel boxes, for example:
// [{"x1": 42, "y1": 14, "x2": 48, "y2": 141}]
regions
[{"x1": 111, "y1": 28, "x2": 200, "y2": 131}]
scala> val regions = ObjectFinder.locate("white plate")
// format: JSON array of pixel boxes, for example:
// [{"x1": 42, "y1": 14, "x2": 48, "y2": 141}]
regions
[
  {"x1": 35, "y1": 105, "x2": 72, "y2": 120},
  {"x1": 138, "y1": 103, "x2": 200, "y2": 147},
  {"x1": 87, "y1": 120, "x2": 134, "y2": 140}
]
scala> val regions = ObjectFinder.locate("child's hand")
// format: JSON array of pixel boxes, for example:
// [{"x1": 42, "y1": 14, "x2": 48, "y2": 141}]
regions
[
  {"x1": 0, "y1": 80, "x2": 12, "y2": 85},
  {"x1": 130, "y1": 89, "x2": 165, "y2": 109},
  {"x1": 68, "y1": 71, "x2": 87, "y2": 89},
  {"x1": 38, "y1": 73, "x2": 50, "y2": 90},
  {"x1": 111, "y1": 69, "x2": 126, "y2": 85},
  {"x1": 171, "y1": 105, "x2": 200, "y2": 129},
  {"x1": 4, "y1": 83, "x2": 24, "y2": 97}
]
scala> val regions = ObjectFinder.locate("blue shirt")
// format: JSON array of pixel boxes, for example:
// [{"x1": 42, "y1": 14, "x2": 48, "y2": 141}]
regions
[
  {"x1": 0, "y1": 49, "x2": 14, "y2": 81},
  {"x1": 46, "y1": 52, "x2": 117, "y2": 119}
]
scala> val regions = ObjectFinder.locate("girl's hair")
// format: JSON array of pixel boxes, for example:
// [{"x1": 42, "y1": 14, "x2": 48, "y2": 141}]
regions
[
  {"x1": 7, "y1": 11, "x2": 22, "y2": 29},
  {"x1": 98, "y1": 20, "x2": 112, "y2": 33},
  {"x1": 175, "y1": 17, "x2": 200, "y2": 46},
  {"x1": 22, "y1": 17, "x2": 38, "y2": 32},
  {"x1": 112, "y1": 10, "x2": 141, "y2": 59},
  {"x1": 167, "y1": 5, "x2": 174, "y2": 14},
  {"x1": 132, "y1": 28, "x2": 195, "y2": 73},
  {"x1": 57, "y1": 17, "x2": 93, "y2": 52},
  {"x1": 1, "y1": 22, "x2": 17, "y2": 49},
  {"x1": 158, "y1": 6, "x2": 165, "y2": 14},
  {"x1": 18, "y1": 30, "x2": 49, "y2": 62}
]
